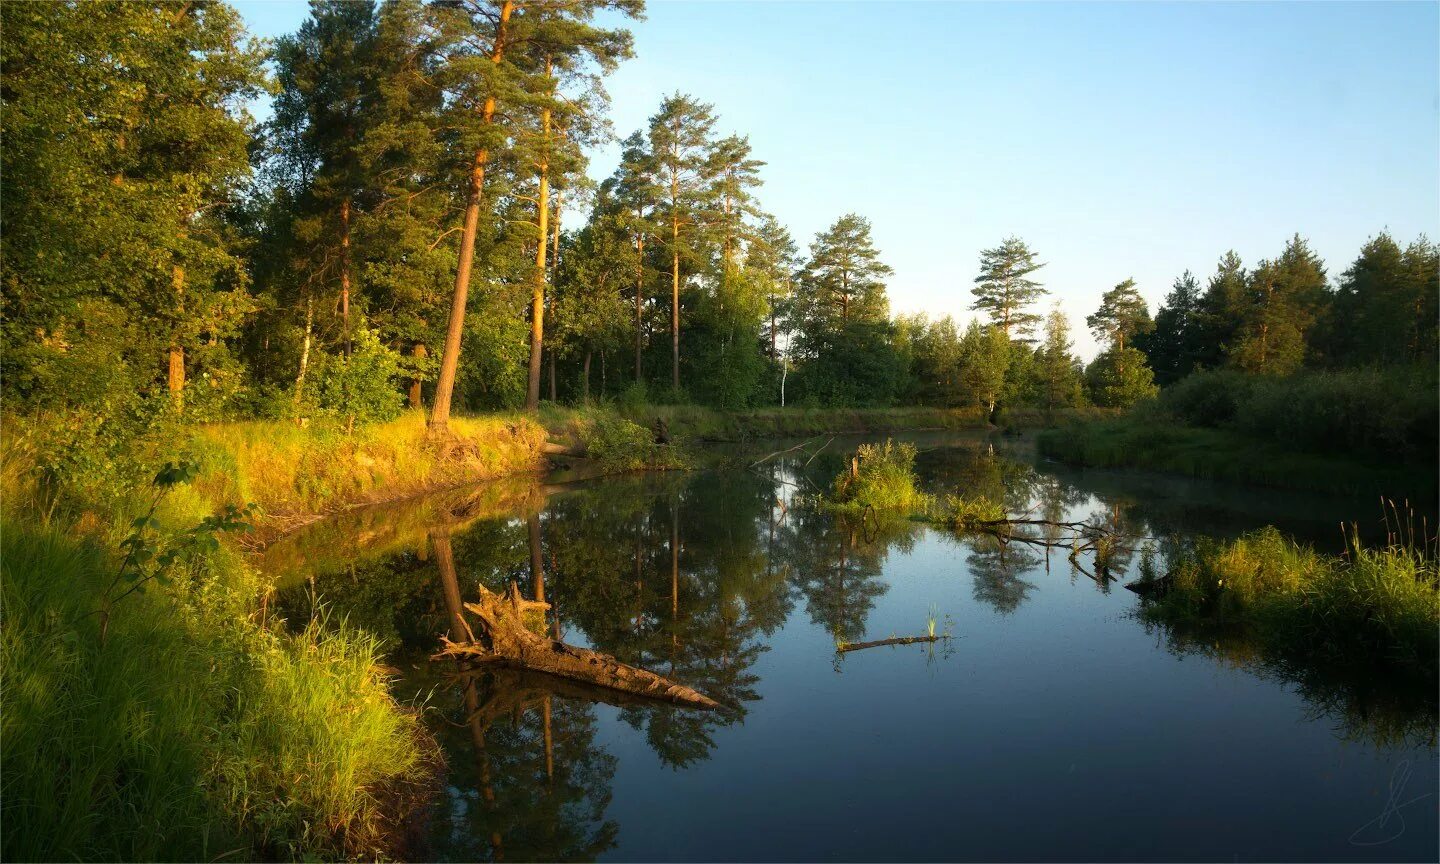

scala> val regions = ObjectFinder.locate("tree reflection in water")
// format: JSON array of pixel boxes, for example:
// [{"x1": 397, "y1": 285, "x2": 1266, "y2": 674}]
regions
[{"x1": 261, "y1": 439, "x2": 1436, "y2": 860}]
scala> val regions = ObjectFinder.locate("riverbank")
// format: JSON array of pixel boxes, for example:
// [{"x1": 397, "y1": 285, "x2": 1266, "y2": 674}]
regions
[
  {"x1": 1036, "y1": 416, "x2": 1434, "y2": 498},
  {"x1": 605, "y1": 404, "x2": 1101, "y2": 442},
  {"x1": 4, "y1": 403, "x2": 1014, "y2": 860},
  {"x1": 1135, "y1": 527, "x2": 1439, "y2": 681}
]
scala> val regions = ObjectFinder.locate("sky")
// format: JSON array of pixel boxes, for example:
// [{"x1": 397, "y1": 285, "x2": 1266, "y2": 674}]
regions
[{"x1": 234, "y1": 0, "x2": 1440, "y2": 360}]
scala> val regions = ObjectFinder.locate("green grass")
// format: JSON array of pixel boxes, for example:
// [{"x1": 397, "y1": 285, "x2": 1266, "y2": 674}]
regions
[
  {"x1": 826, "y1": 439, "x2": 933, "y2": 512},
  {"x1": 0, "y1": 520, "x2": 427, "y2": 860},
  {"x1": 604, "y1": 404, "x2": 1102, "y2": 442},
  {"x1": 1140, "y1": 527, "x2": 1440, "y2": 674},
  {"x1": 1036, "y1": 415, "x2": 1433, "y2": 497}
]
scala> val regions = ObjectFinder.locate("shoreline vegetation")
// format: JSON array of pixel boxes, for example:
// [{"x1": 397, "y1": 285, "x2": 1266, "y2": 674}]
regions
[
  {"x1": 5, "y1": 398, "x2": 1436, "y2": 860},
  {"x1": 813, "y1": 439, "x2": 1440, "y2": 686},
  {"x1": 1037, "y1": 366, "x2": 1438, "y2": 497}
]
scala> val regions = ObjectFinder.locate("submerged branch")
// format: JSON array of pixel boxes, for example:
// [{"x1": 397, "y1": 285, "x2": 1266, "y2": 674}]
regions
[{"x1": 836, "y1": 634, "x2": 945, "y2": 653}]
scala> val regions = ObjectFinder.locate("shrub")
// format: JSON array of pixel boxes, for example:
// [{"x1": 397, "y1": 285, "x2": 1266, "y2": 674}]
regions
[
  {"x1": 1158, "y1": 369, "x2": 1256, "y2": 427},
  {"x1": 830, "y1": 439, "x2": 930, "y2": 511},
  {"x1": 304, "y1": 329, "x2": 406, "y2": 429},
  {"x1": 583, "y1": 413, "x2": 687, "y2": 473},
  {"x1": 1234, "y1": 368, "x2": 1430, "y2": 458}
]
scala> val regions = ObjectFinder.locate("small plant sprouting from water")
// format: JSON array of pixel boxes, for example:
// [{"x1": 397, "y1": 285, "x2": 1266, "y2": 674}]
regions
[{"x1": 942, "y1": 493, "x2": 1005, "y2": 529}]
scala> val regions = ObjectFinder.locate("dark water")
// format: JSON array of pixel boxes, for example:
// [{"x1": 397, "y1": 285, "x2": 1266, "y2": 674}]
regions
[{"x1": 263, "y1": 433, "x2": 1438, "y2": 862}]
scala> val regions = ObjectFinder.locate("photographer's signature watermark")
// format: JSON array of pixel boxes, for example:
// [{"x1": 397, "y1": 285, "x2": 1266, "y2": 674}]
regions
[{"x1": 1348, "y1": 760, "x2": 1433, "y2": 847}]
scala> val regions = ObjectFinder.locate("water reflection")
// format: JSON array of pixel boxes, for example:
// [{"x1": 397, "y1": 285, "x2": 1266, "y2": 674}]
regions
[{"x1": 264, "y1": 437, "x2": 1438, "y2": 862}]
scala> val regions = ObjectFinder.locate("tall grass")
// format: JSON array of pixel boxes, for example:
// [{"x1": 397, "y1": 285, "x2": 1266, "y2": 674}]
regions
[
  {"x1": 0, "y1": 521, "x2": 427, "y2": 860},
  {"x1": 828, "y1": 439, "x2": 932, "y2": 512},
  {"x1": 186, "y1": 409, "x2": 547, "y2": 533},
  {"x1": 1142, "y1": 526, "x2": 1439, "y2": 674}
]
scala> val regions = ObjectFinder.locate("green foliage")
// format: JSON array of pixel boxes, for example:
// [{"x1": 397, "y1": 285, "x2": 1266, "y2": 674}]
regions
[
  {"x1": 0, "y1": 519, "x2": 425, "y2": 861},
  {"x1": 1085, "y1": 346, "x2": 1158, "y2": 408},
  {"x1": 1156, "y1": 368, "x2": 1256, "y2": 427},
  {"x1": 941, "y1": 493, "x2": 1005, "y2": 529},
  {"x1": 305, "y1": 329, "x2": 406, "y2": 427},
  {"x1": 972, "y1": 236, "x2": 1047, "y2": 340},
  {"x1": 828, "y1": 440, "x2": 930, "y2": 512},
  {"x1": 1143, "y1": 527, "x2": 1439, "y2": 673},
  {"x1": 582, "y1": 412, "x2": 688, "y2": 473}
]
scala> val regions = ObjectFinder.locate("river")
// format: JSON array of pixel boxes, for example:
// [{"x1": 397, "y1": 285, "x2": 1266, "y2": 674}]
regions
[{"x1": 260, "y1": 432, "x2": 1437, "y2": 862}]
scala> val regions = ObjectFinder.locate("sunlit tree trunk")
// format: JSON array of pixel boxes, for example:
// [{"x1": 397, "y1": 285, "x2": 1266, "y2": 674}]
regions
[
  {"x1": 340, "y1": 195, "x2": 352, "y2": 357},
  {"x1": 582, "y1": 349, "x2": 592, "y2": 403},
  {"x1": 429, "y1": 0, "x2": 514, "y2": 436},
  {"x1": 525, "y1": 57, "x2": 554, "y2": 411},
  {"x1": 635, "y1": 230, "x2": 645, "y2": 381},
  {"x1": 294, "y1": 295, "x2": 313, "y2": 409},
  {"x1": 671, "y1": 230, "x2": 681, "y2": 391},
  {"x1": 168, "y1": 264, "x2": 186, "y2": 407}
]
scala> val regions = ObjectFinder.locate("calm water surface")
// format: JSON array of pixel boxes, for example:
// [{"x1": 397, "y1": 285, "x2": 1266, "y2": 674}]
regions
[{"x1": 263, "y1": 434, "x2": 1438, "y2": 862}]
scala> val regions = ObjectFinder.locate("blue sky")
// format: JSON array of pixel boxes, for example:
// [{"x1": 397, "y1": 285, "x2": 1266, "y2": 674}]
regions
[{"x1": 235, "y1": 0, "x2": 1439, "y2": 358}]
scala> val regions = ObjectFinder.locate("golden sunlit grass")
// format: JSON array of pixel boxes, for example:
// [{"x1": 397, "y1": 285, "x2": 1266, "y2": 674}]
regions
[{"x1": 184, "y1": 409, "x2": 548, "y2": 533}]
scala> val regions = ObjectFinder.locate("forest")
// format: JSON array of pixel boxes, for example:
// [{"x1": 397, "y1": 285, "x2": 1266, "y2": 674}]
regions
[
  {"x1": 3, "y1": 1, "x2": 1437, "y2": 861},
  {"x1": 6, "y1": 0, "x2": 1437, "y2": 443}
]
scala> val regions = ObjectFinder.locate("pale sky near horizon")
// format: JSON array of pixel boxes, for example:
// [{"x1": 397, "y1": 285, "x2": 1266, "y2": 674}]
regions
[{"x1": 234, "y1": 0, "x2": 1440, "y2": 360}]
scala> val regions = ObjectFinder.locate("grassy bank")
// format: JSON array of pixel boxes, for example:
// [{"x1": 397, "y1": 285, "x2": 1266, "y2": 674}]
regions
[
  {"x1": 0, "y1": 517, "x2": 429, "y2": 860},
  {"x1": 1036, "y1": 417, "x2": 1431, "y2": 496},
  {"x1": 641, "y1": 405, "x2": 989, "y2": 441},
  {"x1": 1138, "y1": 527, "x2": 1439, "y2": 677},
  {"x1": 185, "y1": 410, "x2": 548, "y2": 538},
  {"x1": 1, "y1": 418, "x2": 450, "y2": 859}
]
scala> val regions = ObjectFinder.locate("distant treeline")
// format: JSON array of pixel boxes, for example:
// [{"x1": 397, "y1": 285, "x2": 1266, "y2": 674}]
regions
[{"x1": 4, "y1": 1, "x2": 1437, "y2": 436}]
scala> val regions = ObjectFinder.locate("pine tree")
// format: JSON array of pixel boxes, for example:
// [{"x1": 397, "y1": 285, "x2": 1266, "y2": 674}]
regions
[
  {"x1": 1039, "y1": 305, "x2": 1081, "y2": 414},
  {"x1": 800, "y1": 214, "x2": 893, "y2": 326},
  {"x1": 1086, "y1": 278, "x2": 1152, "y2": 352},
  {"x1": 647, "y1": 93, "x2": 719, "y2": 394},
  {"x1": 1139, "y1": 270, "x2": 1202, "y2": 385},
  {"x1": 972, "y1": 236, "x2": 1047, "y2": 340},
  {"x1": 1229, "y1": 235, "x2": 1326, "y2": 375},
  {"x1": 603, "y1": 131, "x2": 662, "y2": 382},
  {"x1": 1193, "y1": 250, "x2": 1247, "y2": 370}
]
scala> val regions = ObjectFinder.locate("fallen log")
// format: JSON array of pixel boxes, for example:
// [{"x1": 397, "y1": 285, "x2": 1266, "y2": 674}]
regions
[
  {"x1": 1124, "y1": 573, "x2": 1175, "y2": 596},
  {"x1": 541, "y1": 440, "x2": 587, "y2": 458},
  {"x1": 431, "y1": 573, "x2": 718, "y2": 710},
  {"x1": 836, "y1": 634, "x2": 944, "y2": 653}
]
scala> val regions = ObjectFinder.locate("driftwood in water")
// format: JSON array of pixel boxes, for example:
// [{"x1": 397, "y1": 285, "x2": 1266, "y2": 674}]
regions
[
  {"x1": 837, "y1": 634, "x2": 944, "y2": 653},
  {"x1": 1124, "y1": 573, "x2": 1175, "y2": 596},
  {"x1": 430, "y1": 532, "x2": 717, "y2": 709}
]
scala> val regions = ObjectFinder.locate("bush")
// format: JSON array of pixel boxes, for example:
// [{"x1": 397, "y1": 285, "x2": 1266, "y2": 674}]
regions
[
  {"x1": 830, "y1": 439, "x2": 930, "y2": 511},
  {"x1": 1234, "y1": 368, "x2": 1432, "y2": 458},
  {"x1": 1158, "y1": 369, "x2": 1256, "y2": 427},
  {"x1": 582, "y1": 413, "x2": 687, "y2": 473},
  {"x1": 1145, "y1": 526, "x2": 1439, "y2": 672},
  {"x1": 304, "y1": 329, "x2": 406, "y2": 428}
]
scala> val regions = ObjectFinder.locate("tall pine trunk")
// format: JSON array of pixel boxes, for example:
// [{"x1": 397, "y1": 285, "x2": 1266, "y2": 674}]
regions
[
  {"x1": 340, "y1": 195, "x2": 352, "y2": 357},
  {"x1": 429, "y1": 0, "x2": 514, "y2": 435},
  {"x1": 634, "y1": 230, "x2": 645, "y2": 381},
  {"x1": 525, "y1": 57, "x2": 554, "y2": 411},
  {"x1": 167, "y1": 263, "x2": 186, "y2": 407},
  {"x1": 582, "y1": 349, "x2": 592, "y2": 403}
]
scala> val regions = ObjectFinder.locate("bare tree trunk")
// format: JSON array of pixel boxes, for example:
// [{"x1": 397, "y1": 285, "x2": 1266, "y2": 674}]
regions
[
  {"x1": 429, "y1": 0, "x2": 514, "y2": 436},
  {"x1": 671, "y1": 244, "x2": 681, "y2": 393},
  {"x1": 168, "y1": 264, "x2": 185, "y2": 408},
  {"x1": 294, "y1": 296, "x2": 314, "y2": 408},
  {"x1": 582, "y1": 349, "x2": 592, "y2": 403},
  {"x1": 340, "y1": 195, "x2": 352, "y2": 357},
  {"x1": 634, "y1": 230, "x2": 644, "y2": 382},
  {"x1": 525, "y1": 57, "x2": 554, "y2": 412},
  {"x1": 409, "y1": 342, "x2": 426, "y2": 409}
]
